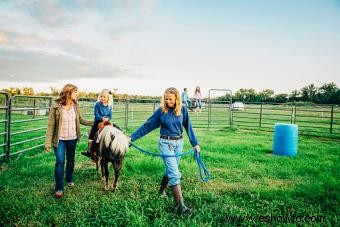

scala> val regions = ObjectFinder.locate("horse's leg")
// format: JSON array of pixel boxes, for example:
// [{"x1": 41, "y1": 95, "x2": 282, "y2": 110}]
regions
[
  {"x1": 95, "y1": 155, "x2": 99, "y2": 172},
  {"x1": 103, "y1": 160, "x2": 110, "y2": 191},
  {"x1": 100, "y1": 158, "x2": 105, "y2": 181},
  {"x1": 112, "y1": 160, "x2": 123, "y2": 192}
]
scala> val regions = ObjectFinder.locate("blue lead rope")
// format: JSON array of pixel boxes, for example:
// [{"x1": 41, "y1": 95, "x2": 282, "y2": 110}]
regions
[
  {"x1": 129, "y1": 142, "x2": 210, "y2": 182},
  {"x1": 193, "y1": 149, "x2": 210, "y2": 182},
  {"x1": 129, "y1": 143, "x2": 194, "y2": 157}
]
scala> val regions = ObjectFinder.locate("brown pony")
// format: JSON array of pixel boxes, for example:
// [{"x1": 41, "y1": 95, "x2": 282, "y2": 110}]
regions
[{"x1": 94, "y1": 122, "x2": 129, "y2": 191}]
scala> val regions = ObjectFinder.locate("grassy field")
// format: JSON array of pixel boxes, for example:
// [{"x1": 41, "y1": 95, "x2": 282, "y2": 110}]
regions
[{"x1": 0, "y1": 128, "x2": 339, "y2": 226}]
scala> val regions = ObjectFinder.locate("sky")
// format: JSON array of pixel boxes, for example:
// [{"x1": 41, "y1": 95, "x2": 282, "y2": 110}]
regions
[{"x1": 0, "y1": 0, "x2": 339, "y2": 97}]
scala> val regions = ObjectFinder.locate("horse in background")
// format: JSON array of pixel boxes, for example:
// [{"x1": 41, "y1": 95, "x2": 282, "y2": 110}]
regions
[{"x1": 94, "y1": 122, "x2": 129, "y2": 191}]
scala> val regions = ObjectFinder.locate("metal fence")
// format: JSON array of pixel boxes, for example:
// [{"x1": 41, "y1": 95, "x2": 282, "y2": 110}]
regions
[
  {"x1": 0, "y1": 92, "x2": 9, "y2": 160},
  {"x1": 231, "y1": 102, "x2": 340, "y2": 137},
  {"x1": 0, "y1": 95, "x2": 339, "y2": 161}
]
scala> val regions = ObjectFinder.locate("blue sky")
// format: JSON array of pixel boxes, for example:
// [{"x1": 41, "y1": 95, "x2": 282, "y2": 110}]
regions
[{"x1": 0, "y1": 0, "x2": 339, "y2": 96}]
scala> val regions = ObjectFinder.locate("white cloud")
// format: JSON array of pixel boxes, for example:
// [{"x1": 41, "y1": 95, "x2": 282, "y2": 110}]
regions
[
  {"x1": 0, "y1": 0, "x2": 155, "y2": 84},
  {"x1": 0, "y1": 0, "x2": 339, "y2": 96}
]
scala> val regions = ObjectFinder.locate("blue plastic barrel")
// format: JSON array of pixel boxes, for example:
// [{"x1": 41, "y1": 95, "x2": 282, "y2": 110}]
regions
[{"x1": 273, "y1": 123, "x2": 298, "y2": 157}]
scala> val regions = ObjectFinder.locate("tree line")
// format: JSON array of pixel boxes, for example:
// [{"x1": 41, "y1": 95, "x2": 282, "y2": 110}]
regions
[
  {"x1": 218, "y1": 82, "x2": 339, "y2": 104},
  {"x1": 0, "y1": 86, "x2": 159, "y2": 101},
  {"x1": 1, "y1": 82, "x2": 339, "y2": 104}
]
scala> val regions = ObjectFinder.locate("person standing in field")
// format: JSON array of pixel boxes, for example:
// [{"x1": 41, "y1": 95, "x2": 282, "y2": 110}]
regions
[
  {"x1": 181, "y1": 87, "x2": 192, "y2": 110},
  {"x1": 193, "y1": 86, "x2": 202, "y2": 112},
  {"x1": 45, "y1": 84, "x2": 93, "y2": 198},
  {"x1": 81, "y1": 89, "x2": 113, "y2": 160},
  {"x1": 129, "y1": 87, "x2": 200, "y2": 215}
]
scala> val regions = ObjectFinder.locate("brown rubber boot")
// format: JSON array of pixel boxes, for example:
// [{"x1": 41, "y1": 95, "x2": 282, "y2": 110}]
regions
[
  {"x1": 81, "y1": 140, "x2": 94, "y2": 157},
  {"x1": 90, "y1": 142, "x2": 98, "y2": 163},
  {"x1": 159, "y1": 176, "x2": 169, "y2": 197},
  {"x1": 171, "y1": 184, "x2": 192, "y2": 215}
]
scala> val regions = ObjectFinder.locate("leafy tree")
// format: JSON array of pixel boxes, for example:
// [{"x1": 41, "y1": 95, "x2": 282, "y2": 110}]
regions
[
  {"x1": 317, "y1": 82, "x2": 340, "y2": 104},
  {"x1": 274, "y1": 93, "x2": 288, "y2": 103},
  {"x1": 289, "y1": 90, "x2": 300, "y2": 102},
  {"x1": 21, "y1": 87, "x2": 34, "y2": 96},
  {"x1": 258, "y1": 89, "x2": 274, "y2": 102},
  {"x1": 35, "y1": 91, "x2": 50, "y2": 96},
  {"x1": 50, "y1": 87, "x2": 59, "y2": 96},
  {"x1": 234, "y1": 88, "x2": 257, "y2": 102},
  {"x1": 78, "y1": 91, "x2": 87, "y2": 98},
  {"x1": 87, "y1": 92, "x2": 97, "y2": 98},
  {"x1": 2, "y1": 87, "x2": 21, "y2": 96},
  {"x1": 300, "y1": 84, "x2": 317, "y2": 102}
]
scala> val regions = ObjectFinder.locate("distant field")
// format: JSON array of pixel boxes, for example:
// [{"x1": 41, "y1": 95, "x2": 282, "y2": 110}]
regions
[{"x1": 0, "y1": 128, "x2": 339, "y2": 226}]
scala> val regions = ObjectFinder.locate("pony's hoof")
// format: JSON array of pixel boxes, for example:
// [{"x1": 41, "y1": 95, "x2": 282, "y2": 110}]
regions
[
  {"x1": 160, "y1": 192, "x2": 168, "y2": 198},
  {"x1": 104, "y1": 185, "x2": 110, "y2": 191},
  {"x1": 112, "y1": 184, "x2": 117, "y2": 192}
]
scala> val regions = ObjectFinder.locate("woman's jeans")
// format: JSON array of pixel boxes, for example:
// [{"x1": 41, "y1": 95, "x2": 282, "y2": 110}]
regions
[
  {"x1": 159, "y1": 138, "x2": 184, "y2": 186},
  {"x1": 195, "y1": 99, "x2": 202, "y2": 108},
  {"x1": 54, "y1": 139, "x2": 77, "y2": 191}
]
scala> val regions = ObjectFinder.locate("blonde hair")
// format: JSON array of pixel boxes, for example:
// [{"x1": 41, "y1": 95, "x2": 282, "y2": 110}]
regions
[
  {"x1": 97, "y1": 89, "x2": 113, "y2": 108},
  {"x1": 56, "y1": 84, "x2": 78, "y2": 105},
  {"x1": 161, "y1": 87, "x2": 182, "y2": 116}
]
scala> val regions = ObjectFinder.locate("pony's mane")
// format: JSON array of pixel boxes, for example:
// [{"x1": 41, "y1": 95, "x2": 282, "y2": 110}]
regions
[{"x1": 99, "y1": 125, "x2": 129, "y2": 157}]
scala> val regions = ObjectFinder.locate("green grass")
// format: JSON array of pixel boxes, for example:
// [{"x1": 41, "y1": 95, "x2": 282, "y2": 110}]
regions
[{"x1": 0, "y1": 129, "x2": 339, "y2": 226}]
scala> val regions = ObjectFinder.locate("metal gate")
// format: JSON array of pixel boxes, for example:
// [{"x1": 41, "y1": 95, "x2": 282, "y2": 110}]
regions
[
  {"x1": 0, "y1": 92, "x2": 9, "y2": 160},
  {"x1": 7, "y1": 95, "x2": 52, "y2": 158},
  {"x1": 207, "y1": 89, "x2": 233, "y2": 128}
]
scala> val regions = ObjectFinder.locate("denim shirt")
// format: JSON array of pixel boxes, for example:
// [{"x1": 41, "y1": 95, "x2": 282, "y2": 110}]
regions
[
  {"x1": 94, "y1": 101, "x2": 112, "y2": 122},
  {"x1": 130, "y1": 106, "x2": 199, "y2": 147}
]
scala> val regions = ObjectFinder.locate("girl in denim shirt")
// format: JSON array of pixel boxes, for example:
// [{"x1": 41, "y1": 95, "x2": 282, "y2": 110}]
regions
[
  {"x1": 81, "y1": 89, "x2": 112, "y2": 159},
  {"x1": 130, "y1": 87, "x2": 200, "y2": 215}
]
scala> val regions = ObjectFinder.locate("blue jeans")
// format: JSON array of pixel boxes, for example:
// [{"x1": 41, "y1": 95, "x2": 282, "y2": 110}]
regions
[
  {"x1": 183, "y1": 100, "x2": 192, "y2": 109},
  {"x1": 159, "y1": 138, "x2": 184, "y2": 186},
  {"x1": 54, "y1": 139, "x2": 77, "y2": 191},
  {"x1": 195, "y1": 99, "x2": 202, "y2": 108}
]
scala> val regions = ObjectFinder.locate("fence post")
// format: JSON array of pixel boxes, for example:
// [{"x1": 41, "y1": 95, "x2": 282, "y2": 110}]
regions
[
  {"x1": 229, "y1": 100, "x2": 232, "y2": 128},
  {"x1": 208, "y1": 98, "x2": 211, "y2": 128},
  {"x1": 293, "y1": 105, "x2": 297, "y2": 124},
  {"x1": 33, "y1": 99, "x2": 36, "y2": 118},
  {"x1": 2, "y1": 93, "x2": 9, "y2": 161},
  {"x1": 6, "y1": 97, "x2": 13, "y2": 159},
  {"x1": 330, "y1": 105, "x2": 334, "y2": 134},
  {"x1": 125, "y1": 99, "x2": 129, "y2": 130},
  {"x1": 153, "y1": 99, "x2": 156, "y2": 112},
  {"x1": 290, "y1": 105, "x2": 294, "y2": 124},
  {"x1": 259, "y1": 103, "x2": 263, "y2": 127},
  {"x1": 49, "y1": 97, "x2": 52, "y2": 109}
]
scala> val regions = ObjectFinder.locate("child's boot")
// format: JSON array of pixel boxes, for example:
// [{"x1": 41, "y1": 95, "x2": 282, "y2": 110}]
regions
[{"x1": 81, "y1": 140, "x2": 94, "y2": 157}]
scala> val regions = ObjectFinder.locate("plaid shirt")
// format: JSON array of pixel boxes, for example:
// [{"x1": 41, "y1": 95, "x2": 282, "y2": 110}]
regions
[{"x1": 59, "y1": 105, "x2": 77, "y2": 140}]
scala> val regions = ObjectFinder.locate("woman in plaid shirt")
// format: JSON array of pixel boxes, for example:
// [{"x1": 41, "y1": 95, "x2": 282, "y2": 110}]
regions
[{"x1": 45, "y1": 84, "x2": 92, "y2": 198}]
